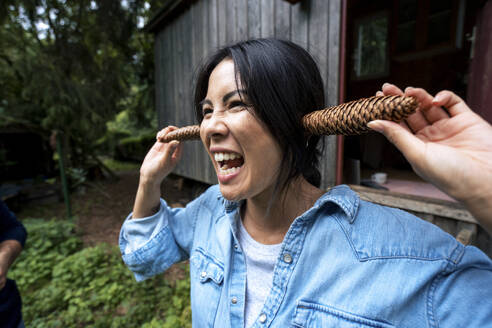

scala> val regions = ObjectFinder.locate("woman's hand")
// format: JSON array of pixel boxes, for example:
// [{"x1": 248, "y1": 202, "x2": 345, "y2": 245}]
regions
[
  {"x1": 368, "y1": 84, "x2": 492, "y2": 234},
  {"x1": 132, "y1": 126, "x2": 183, "y2": 219},
  {"x1": 140, "y1": 126, "x2": 183, "y2": 186}
]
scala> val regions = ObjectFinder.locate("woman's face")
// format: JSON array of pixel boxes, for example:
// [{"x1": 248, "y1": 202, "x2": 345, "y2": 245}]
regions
[{"x1": 200, "y1": 59, "x2": 283, "y2": 201}]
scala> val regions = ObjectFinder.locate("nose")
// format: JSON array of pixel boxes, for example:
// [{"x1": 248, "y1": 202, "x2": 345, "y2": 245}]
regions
[{"x1": 201, "y1": 111, "x2": 229, "y2": 141}]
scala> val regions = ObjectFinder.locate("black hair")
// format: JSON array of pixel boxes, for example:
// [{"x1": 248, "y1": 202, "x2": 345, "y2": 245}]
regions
[{"x1": 194, "y1": 38, "x2": 325, "y2": 190}]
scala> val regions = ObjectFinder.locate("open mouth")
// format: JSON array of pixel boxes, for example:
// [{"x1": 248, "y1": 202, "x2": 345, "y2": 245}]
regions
[{"x1": 214, "y1": 152, "x2": 244, "y2": 175}]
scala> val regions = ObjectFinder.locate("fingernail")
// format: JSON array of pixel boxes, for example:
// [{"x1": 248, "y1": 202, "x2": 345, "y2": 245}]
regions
[
  {"x1": 433, "y1": 94, "x2": 443, "y2": 103},
  {"x1": 367, "y1": 121, "x2": 382, "y2": 132},
  {"x1": 382, "y1": 83, "x2": 390, "y2": 88}
]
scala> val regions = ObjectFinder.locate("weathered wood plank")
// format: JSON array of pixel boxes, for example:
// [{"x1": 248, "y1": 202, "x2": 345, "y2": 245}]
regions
[
  {"x1": 291, "y1": 0, "x2": 308, "y2": 46},
  {"x1": 161, "y1": 29, "x2": 174, "y2": 126},
  {"x1": 274, "y1": 0, "x2": 291, "y2": 39},
  {"x1": 217, "y1": 0, "x2": 227, "y2": 45},
  {"x1": 248, "y1": 0, "x2": 261, "y2": 38},
  {"x1": 236, "y1": 0, "x2": 248, "y2": 40},
  {"x1": 433, "y1": 216, "x2": 457, "y2": 236},
  {"x1": 226, "y1": 0, "x2": 237, "y2": 43},
  {"x1": 207, "y1": 0, "x2": 219, "y2": 51},
  {"x1": 260, "y1": 0, "x2": 274, "y2": 37},
  {"x1": 327, "y1": 0, "x2": 340, "y2": 105},
  {"x1": 307, "y1": 0, "x2": 334, "y2": 188},
  {"x1": 154, "y1": 32, "x2": 163, "y2": 126},
  {"x1": 188, "y1": 1, "x2": 202, "y2": 179},
  {"x1": 456, "y1": 221, "x2": 477, "y2": 245},
  {"x1": 349, "y1": 185, "x2": 478, "y2": 223}
]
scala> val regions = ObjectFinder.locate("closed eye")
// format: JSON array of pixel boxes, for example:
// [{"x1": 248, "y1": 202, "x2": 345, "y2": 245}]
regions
[
  {"x1": 229, "y1": 101, "x2": 248, "y2": 110},
  {"x1": 202, "y1": 107, "x2": 213, "y2": 117}
]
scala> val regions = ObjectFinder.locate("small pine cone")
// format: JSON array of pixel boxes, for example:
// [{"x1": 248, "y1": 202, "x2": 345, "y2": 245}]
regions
[
  {"x1": 302, "y1": 95, "x2": 418, "y2": 136},
  {"x1": 158, "y1": 125, "x2": 200, "y2": 143}
]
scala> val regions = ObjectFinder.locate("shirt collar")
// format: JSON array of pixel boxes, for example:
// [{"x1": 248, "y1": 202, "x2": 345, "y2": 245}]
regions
[
  {"x1": 216, "y1": 184, "x2": 360, "y2": 224},
  {"x1": 315, "y1": 184, "x2": 359, "y2": 223}
]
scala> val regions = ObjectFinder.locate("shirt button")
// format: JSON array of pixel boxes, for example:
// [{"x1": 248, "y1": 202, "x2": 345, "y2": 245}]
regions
[
  {"x1": 200, "y1": 271, "x2": 207, "y2": 278},
  {"x1": 234, "y1": 244, "x2": 239, "y2": 249},
  {"x1": 283, "y1": 253, "x2": 293, "y2": 263},
  {"x1": 259, "y1": 313, "x2": 267, "y2": 323},
  {"x1": 231, "y1": 297, "x2": 238, "y2": 304}
]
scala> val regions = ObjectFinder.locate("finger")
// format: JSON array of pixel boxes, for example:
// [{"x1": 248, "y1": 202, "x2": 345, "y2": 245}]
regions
[
  {"x1": 403, "y1": 108, "x2": 430, "y2": 133},
  {"x1": 156, "y1": 126, "x2": 178, "y2": 141},
  {"x1": 156, "y1": 127, "x2": 171, "y2": 140},
  {"x1": 405, "y1": 87, "x2": 449, "y2": 123},
  {"x1": 367, "y1": 120, "x2": 425, "y2": 164},
  {"x1": 171, "y1": 142, "x2": 183, "y2": 162},
  {"x1": 433, "y1": 90, "x2": 469, "y2": 116},
  {"x1": 163, "y1": 140, "x2": 180, "y2": 160},
  {"x1": 375, "y1": 91, "x2": 384, "y2": 97},
  {"x1": 381, "y1": 83, "x2": 404, "y2": 96},
  {"x1": 399, "y1": 120, "x2": 413, "y2": 134}
]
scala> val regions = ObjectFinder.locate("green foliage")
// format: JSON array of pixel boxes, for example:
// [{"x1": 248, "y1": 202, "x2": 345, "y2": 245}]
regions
[
  {"x1": 0, "y1": 0, "x2": 161, "y2": 170},
  {"x1": 102, "y1": 158, "x2": 141, "y2": 172},
  {"x1": 10, "y1": 219, "x2": 191, "y2": 327},
  {"x1": 116, "y1": 132, "x2": 156, "y2": 161},
  {"x1": 10, "y1": 219, "x2": 82, "y2": 291}
]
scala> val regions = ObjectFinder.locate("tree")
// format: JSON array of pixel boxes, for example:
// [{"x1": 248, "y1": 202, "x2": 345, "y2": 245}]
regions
[{"x1": 0, "y1": 0, "x2": 161, "y2": 173}]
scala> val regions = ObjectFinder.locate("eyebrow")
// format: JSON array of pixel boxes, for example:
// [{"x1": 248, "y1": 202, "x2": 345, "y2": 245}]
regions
[
  {"x1": 223, "y1": 89, "x2": 247, "y2": 103},
  {"x1": 199, "y1": 89, "x2": 248, "y2": 109}
]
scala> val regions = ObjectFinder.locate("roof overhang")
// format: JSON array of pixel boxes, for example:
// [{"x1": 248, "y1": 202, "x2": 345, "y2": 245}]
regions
[{"x1": 144, "y1": 0, "x2": 196, "y2": 33}]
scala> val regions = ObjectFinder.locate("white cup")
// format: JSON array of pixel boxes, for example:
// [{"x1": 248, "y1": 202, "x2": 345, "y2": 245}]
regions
[{"x1": 371, "y1": 172, "x2": 387, "y2": 184}]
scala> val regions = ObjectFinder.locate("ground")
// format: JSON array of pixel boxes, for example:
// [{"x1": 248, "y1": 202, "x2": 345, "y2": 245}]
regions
[{"x1": 16, "y1": 169, "x2": 204, "y2": 280}]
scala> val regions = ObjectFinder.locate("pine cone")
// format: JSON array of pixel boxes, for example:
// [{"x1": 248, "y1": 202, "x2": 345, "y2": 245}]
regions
[
  {"x1": 157, "y1": 125, "x2": 200, "y2": 143},
  {"x1": 302, "y1": 95, "x2": 418, "y2": 136}
]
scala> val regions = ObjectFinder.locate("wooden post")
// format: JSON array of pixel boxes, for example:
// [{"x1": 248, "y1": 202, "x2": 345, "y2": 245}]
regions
[{"x1": 56, "y1": 131, "x2": 72, "y2": 220}]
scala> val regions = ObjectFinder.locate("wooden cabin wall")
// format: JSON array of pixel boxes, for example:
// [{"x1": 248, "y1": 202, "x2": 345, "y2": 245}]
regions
[{"x1": 155, "y1": 0, "x2": 341, "y2": 187}]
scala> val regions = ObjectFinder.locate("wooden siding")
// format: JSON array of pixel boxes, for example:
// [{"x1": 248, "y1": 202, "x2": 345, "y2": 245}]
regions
[{"x1": 155, "y1": 0, "x2": 340, "y2": 187}]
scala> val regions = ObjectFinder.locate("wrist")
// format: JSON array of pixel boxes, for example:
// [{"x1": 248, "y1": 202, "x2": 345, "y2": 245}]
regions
[{"x1": 138, "y1": 174, "x2": 163, "y2": 191}]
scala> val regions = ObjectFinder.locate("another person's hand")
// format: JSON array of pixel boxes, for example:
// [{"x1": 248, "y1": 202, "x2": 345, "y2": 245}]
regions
[
  {"x1": 0, "y1": 240, "x2": 23, "y2": 290},
  {"x1": 368, "y1": 84, "x2": 492, "y2": 234},
  {"x1": 0, "y1": 255, "x2": 7, "y2": 290}
]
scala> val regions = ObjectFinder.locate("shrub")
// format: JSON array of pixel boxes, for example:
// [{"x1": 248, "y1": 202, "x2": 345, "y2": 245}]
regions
[
  {"x1": 10, "y1": 219, "x2": 191, "y2": 327},
  {"x1": 115, "y1": 132, "x2": 155, "y2": 162}
]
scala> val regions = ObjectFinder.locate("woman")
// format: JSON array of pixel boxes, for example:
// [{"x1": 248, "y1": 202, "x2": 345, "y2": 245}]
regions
[{"x1": 120, "y1": 39, "x2": 492, "y2": 327}]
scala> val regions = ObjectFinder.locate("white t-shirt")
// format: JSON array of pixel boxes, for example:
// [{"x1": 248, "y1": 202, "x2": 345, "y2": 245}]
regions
[{"x1": 237, "y1": 219, "x2": 282, "y2": 328}]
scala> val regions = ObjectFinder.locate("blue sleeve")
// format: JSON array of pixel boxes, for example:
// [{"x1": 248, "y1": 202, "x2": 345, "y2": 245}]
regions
[
  {"x1": 431, "y1": 245, "x2": 492, "y2": 327},
  {"x1": 0, "y1": 200, "x2": 27, "y2": 247},
  {"x1": 119, "y1": 185, "x2": 218, "y2": 281}
]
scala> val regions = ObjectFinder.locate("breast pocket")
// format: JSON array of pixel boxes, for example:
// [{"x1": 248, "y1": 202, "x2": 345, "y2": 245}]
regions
[
  {"x1": 291, "y1": 301, "x2": 394, "y2": 328},
  {"x1": 190, "y1": 247, "x2": 224, "y2": 326}
]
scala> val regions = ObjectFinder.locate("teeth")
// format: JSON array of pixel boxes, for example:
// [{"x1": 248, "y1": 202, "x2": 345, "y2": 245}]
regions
[
  {"x1": 214, "y1": 152, "x2": 241, "y2": 162},
  {"x1": 219, "y1": 166, "x2": 239, "y2": 175}
]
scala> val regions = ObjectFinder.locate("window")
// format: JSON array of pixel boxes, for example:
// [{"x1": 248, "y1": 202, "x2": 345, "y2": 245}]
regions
[
  {"x1": 352, "y1": 12, "x2": 389, "y2": 80},
  {"x1": 393, "y1": 0, "x2": 465, "y2": 60}
]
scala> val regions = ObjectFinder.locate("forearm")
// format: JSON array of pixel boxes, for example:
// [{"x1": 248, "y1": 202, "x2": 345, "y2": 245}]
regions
[
  {"x1": 132, "y1": 176, "x2": 162, "y2": 219},
  {"x1": 0, "y1": 240, "x2": 23, "y2": 269},
  {"x1": 462, "y1": 191, "x2": 492, "y2": 236}
]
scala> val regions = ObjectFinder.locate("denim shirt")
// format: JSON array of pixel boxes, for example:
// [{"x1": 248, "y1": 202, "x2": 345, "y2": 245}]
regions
[{"x1": 119, "y1": 185, "x2": 492, "y2": 328}]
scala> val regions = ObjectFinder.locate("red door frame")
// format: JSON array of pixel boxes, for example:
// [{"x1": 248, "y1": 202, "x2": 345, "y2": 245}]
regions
[{"x1": 335, "y1": 0, "x2": 348, "y2": 185}]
